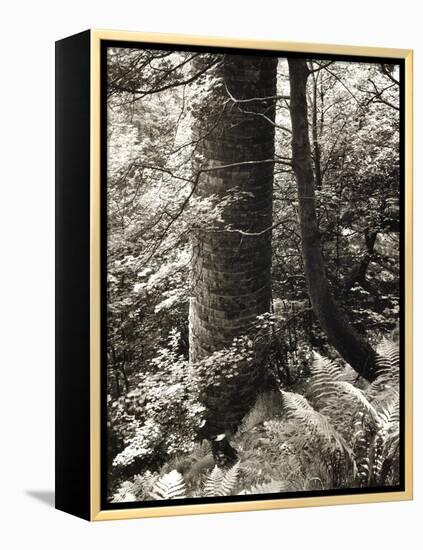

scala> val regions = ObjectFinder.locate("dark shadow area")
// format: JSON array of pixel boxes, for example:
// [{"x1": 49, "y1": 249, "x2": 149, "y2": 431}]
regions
[{"x1": 26, "y1": 490, "x2": 55, "y2": 508}]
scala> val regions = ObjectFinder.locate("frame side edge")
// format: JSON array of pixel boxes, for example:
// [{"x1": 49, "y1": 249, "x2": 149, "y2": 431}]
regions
[
  {"x1": 404, "y1": 49, "x2": 413, "y2": 499},
  {"x1": 55, "y1": 29, "x2": 92, "y2": 521}
]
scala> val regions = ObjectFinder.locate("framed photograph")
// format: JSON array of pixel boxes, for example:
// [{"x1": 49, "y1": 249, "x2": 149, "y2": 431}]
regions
[{"x1": 55, "y1": 29, "x2": 413, "y2": 521}]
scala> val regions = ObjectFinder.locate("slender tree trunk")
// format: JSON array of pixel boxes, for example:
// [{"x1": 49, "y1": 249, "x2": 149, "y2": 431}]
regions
[
  {"x1": 343, "y1": 230, "x2": 378, "y2": 290},
  {"x1": 190, "y1": 54, "x2": 278, "y2": 437},
  {"x1": 287, "y1": 58, "x2": 377, "y2": 381},
  {"x1": 311, "y1": 70, "x2": 322, "y2": 189}
]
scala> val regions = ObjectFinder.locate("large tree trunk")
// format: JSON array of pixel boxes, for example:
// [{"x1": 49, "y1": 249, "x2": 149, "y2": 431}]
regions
[
  {"x1": 287, "y1": 58, "x2": 377, "y2": 381},
  {"x1": 190, "y1": 54, "x2": 278, "y2": 438}
]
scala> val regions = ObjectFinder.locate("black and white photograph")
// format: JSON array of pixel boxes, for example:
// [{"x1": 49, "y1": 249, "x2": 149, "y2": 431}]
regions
[
  {"x1": 104, "y1": 43, "x2": 404, "y2": 506},
  {"x1": 2, "y1": 0, "x2": 422, "y2": 542}
]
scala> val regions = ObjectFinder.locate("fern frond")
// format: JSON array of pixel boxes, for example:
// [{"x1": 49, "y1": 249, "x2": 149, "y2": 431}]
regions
[
  {"x1": 308, "y1": 354, "x2": 343, "y2": 395},
  {"x1": 377, "y1": 392, "x2": 400, "y2": 428},
  {"x1": 204, "y1": 462, "x2": 240, "y2": 497},
  {"x1": 203, "y1": 465, "x2": 224, "y2": 497},
  {"x1": 281, "y1": 391, "x2": 350, "y2": 455},
  {"x1": 376, "y1": 340, "x2": 400, "y2": 375},
  {"x1": 365, "y1": 373, "x2": 398, "y2": 403},
  {"x1": 335, "y1": 381, "x2": 380, "y2": 425},
  {"x1": 111, "y1": 481, "x2": 137, "y2": 503},
  {"x1": 282, "y1": 391, "x2": 331, "y2": 440},
  {"x1": 238, "y1": 479, "x2": 289, "y2": 495},
  {"x1": 384, "y1": 430, "x2": 400, "y2": 461},
  {"x1": 150, "y1": 470, "x2": 186, "y2": 500},
  {"x1": 221, "y1": 461, "x2": 240, "y2": 495},
  {"x1": 307, "y1": 352, "x2": 381, "y2": 428},
  {"x1": 307, "y1": 354, "x2": 347, "y2": 408},
  {"x1": 371, "y1": 433, "x2": 385, "y2": 482},
  {"x1": 367, "y1": 340, "x2": 400, "y2": 399},
  {"x1": 311, "y1": 352, "x2": 345, "y2": 379}
]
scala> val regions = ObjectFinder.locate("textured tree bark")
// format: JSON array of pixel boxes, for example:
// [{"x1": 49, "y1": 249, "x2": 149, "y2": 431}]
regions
[
  {"x1": 190, "y1": 54, "x2": 278, "y2": 437},
  {"x1": 311, "y1": 70, "x2": 323, "y2": 190},
  {"x1": 288, "y1": 58, "x2": 377, "y2": 381}
]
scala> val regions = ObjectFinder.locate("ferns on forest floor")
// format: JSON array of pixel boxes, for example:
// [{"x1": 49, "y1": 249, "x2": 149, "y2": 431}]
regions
[
  {"x1": 203, "y1": 462, "x2": 240, "y2": 497},
  {"x1": 285, "y1": 344, "x2": 401, "y2": 489},
  {"x1": 110, "y1": 340, "x2": 401, "y2": 502},
  {"x1": 150, "y1": 470, "x2": 187, "y2": 500}
]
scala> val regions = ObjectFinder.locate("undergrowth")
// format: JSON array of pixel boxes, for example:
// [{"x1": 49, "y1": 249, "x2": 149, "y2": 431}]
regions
[{"x1": 111, "y1": 339, "x2": 400, "y2": 502}]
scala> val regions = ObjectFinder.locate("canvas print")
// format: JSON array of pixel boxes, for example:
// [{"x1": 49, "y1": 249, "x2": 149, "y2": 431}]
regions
[{"x1": 104, "y1": 44, "x2": 402, "y2": 506}]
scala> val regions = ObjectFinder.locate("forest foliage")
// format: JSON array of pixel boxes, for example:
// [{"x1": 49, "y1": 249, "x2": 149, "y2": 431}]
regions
[{"x1": 105, "y1": 48, "x2": 401, "y2": 502}]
